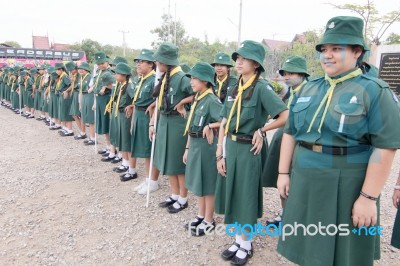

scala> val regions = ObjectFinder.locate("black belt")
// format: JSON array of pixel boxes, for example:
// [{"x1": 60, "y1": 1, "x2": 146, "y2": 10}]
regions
[
  {"x1": 227, "y1": 132, "x2": 253, "y2": 144},
  {"x1": 135, "y1": 106, "x2": 148, "y2": 111},
  {"x1": 81, "y1": 92, "x2": 88, "y2": 94},
  {"x1": 161, "y1": 110, "x2": 180, "y2": 116},
  {"x1": 189, "y1": 132, "x2": 203, "y2": 138},
  {"x1": 298, "y1": 141, "x2": 371, "y2": 155}
]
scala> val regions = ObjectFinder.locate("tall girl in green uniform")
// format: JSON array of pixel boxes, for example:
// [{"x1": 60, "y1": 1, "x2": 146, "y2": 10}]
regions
[
  {"x1": 215, "y1": 40, "x2": 288, "y2": 265},
  {"x1": 211, "y1": 52, "x2": 237, "y2": 103},
  {"x1": 392, "y1": 170, "x2": 400, "y2": 249},
  {"x1": 277, "y1": 16, "x2": 400, "y2": 266},
  {"x1": 35, "y1": 66, "x2": 46, "y2": 121},
  {"x1": 150, "y1": 42, "x2": 194, "y2": 213},
  {"x1": 54, "y1": 63, "x2": 73, "y2": 136},
  {"x1": 262, "y1": 55, "x2": 309, "y2": 226},
  {"x1": 182, "y1": 62, "x2": 222, "y2": 236},
  {"x1": 77, "y1": 62, "x2": 96, "y2": 145}
]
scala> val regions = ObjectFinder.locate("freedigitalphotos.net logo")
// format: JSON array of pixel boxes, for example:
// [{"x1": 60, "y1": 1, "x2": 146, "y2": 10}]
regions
[{"x1": 188, "y1": 221, "x2": 383, "y2": 240}]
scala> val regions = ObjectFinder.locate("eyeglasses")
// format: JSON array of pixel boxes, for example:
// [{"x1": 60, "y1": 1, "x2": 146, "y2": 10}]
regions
[{"x1": 135, "y1": 60, "x2": 150, "y2": 65}]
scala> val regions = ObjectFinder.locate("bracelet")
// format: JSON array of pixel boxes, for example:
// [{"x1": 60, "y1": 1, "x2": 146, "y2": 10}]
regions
[
  {"x1": 149, "y1": 125, "x2": 154, "y2": 127},
  {"x1": 185, "y1": 147, "x2": 189, "y2": 150},
  {"x1": 208, "y1": 123, "x2": 212, "y2": 130},
  {"x1": 394, "y1": 185, "x2": 400, "y2": 190},
  {"x1": 257, "y1": 128, "x2": 266, "y2": 138},
  {"x1": 279, "y1": 173, "x2": 290, "y2": 175},
  {"x1": 360, "y1": 191, "x2": 379, "y2": 201}
]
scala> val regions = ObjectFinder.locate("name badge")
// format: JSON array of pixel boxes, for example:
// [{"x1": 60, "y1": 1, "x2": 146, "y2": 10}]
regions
[
  {"x1": 297, "y1": 96, "x2": 311, "y2": 103},
  {"x1": 227, "y1": 96, "x2": 235, "y2": 102}
]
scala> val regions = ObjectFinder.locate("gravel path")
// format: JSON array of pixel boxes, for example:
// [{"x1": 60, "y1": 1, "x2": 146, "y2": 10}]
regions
[{"x1": 0, "y1": 106, "x2": 399, "y2": 265}]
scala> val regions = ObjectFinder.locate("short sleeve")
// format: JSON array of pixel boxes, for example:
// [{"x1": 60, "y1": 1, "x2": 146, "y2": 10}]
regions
[
  {"x1": 209, "y1": 96, "x2": 223, "y2": 122},
  {"x1": 63, "y1": 75, "x2": 71, "y2": 86},
  {"x1": 260, "y1": 84, "x2": 287, "y2": 119}
]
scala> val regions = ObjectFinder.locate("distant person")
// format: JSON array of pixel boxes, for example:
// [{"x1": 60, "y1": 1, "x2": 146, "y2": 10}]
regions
[{"x1": 211, "y1": 52, "x2": 237, "y2": 103}]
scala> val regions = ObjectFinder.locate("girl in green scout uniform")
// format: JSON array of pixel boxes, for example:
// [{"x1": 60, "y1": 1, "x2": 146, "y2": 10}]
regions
[
  {"x1": 122, "y1": 49, "x2": 160, "y2": 188},
  {"x1": 54, "y1": 62, "x2": 74, "y2": 136},
  {"x1": 0, "y1": 68, "x2": 4, "y2": 105},
  {"x1": 24, "y1": 69, "x2": 35, "y2": 119},
  {"x1": 43, "y1": 67, "x2": 54, "y2": 125},
  {"x1": 392, "y1": 170, "x2": 400, "y2": 249},
  {"x1": 101, "y1": 56, "x2": 128, "y2": 163},
  {"x1": 182, "y1": 62, "x2": 223, "y2": 236},
  {"x1": 211, "y1": 52, "x2": 237, "y2": 103},
  {"x1": 277, "y1": 16, "x2": 400, "y2": 266},
  {"x1": 262, "y1": 55, "x2": 309, "y2": 226},
  {"x1": 34, "y1": 66, "x2": 47, "y2": 121},
  {"x1": 77, "y1": 62, "x2": 96, "y2": 145},
  {"x1": 150, "y1": 42, "x2": 194, "y2": 213},
  {"x1": 111, "y1": 63, "x2": 135, "y2": 180},
  {"x1": 92, "y1": 51, "x2": 113, "y2": 155},
  {"x1": 215, "y1": 40, "x2": 288, "y2": 265},
  {"x1": 2, "y1": 68, "x2": 11, "y2": 107},
  {"x1": 48, "y1": 69, "x2": 61, "y2": 129}
]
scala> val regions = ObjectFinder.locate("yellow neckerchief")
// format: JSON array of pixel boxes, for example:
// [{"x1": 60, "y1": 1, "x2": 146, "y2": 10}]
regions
[
  {"x1": 93, "y1": 69, "x2": 103, "y2": 89},
  {"x1": 287, "y1": 79, "x2": 307, "y2": 108},
  {"x1": 104, "y1": 81, "x2": 120, "y2": 115},
  {"x1": 158, "y1": 66, "x2": 182, "y2": 110},
  {"x1": 33, "y1": 75, "x2": 38, "y2": 88},
  {"x1": 225, "y1": 74, "x2": 258, "y2": 135},
  {"x1": 39, "y1": 75, "x2": 44, "y2": 90},
  {"x1": 69, "y1": 73, "x2": 77, "y2": 95},
  {"x1": 56, "y1": 72, "x2": 66, "y2": 91},
  {"x1": 217, "y1": 75, "x2": 228, "y2": 98},
  {"x1": 115, "y1": 80, "x2": 131, "y2": 117},
  {"x1": 307, "y1": 68, "x2": 362, "y2": 133},
  {"x1": 79, "y1": 73, "x2": 89, "y2": 94},
  {"x1": 24, "y1": 76, "x2": 28, "y2": 88},
  {"x1": 184, "y1": 88, "x2": 214, "y2": 135},
  {"x1": 133, "y1": 70, "x2": 155, "y2": 104}
]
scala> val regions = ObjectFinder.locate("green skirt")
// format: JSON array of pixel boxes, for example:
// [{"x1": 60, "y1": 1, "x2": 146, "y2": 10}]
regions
[
  {"x1": 81, "y1": 93, "x2": 94, "y2": 124},
  {"x1": 58, "y1": 93, "x2": 73, "y2": 121},
  {"x1": 215, "y1": 137, "x2": 263, "y2": 225},
  {"x1": 12, "y1": 91, "x2": 19, "y2": 109},
  {"x1": 153, "y1": 114, "x2": 186, "y2": 175},
  {"x1": 21, "y1": 89, "x2": 27, "y2": 107},
  {"x1": 131, "y1": 109, "x2": 151, "y2": 158},
  {"x1": 262, "y1": 127, "x2": 283, "y2": 187},
  {"x1": 34, "y1": 91, "x2": 41, "y2": 110},
  {"x1": 49, "y1": 93, "x2": 59, "y2": 119},
  {"x1": 5, "y1": 87, "x2": 10, "y2": 101},
  {"x1": 185, "y1": 137, "x2": 218, "y2": 196},
  {"x1": 392, "y1": 208, "x2": 400, "y2": 249},
  {"x1": 117, "y1": 111, "x2": 131, "y2": 152},
  {"x1": 95, "y1": 95, "x2": 110, "y2": 135},
  {"x1": 27, "y1": 91, "x2": 34, "y2": 108},
  {"x1": 69, "y1": 91, "x2": 80, "y2": 116},
  {"x1": 0, "y1": 84, "x2": 3, "y2": 99},
  {"x1": 42, "y1": 93, "x2": 49, "y2": 112},
  {"x1": 277, "y1": 144, "x2": 378, "y2": 266},
  {"x1": 109, "y1": 103, "x2": 120, "y2": 147}
]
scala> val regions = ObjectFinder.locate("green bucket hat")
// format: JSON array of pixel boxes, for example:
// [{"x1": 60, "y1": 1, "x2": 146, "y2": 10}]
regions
[
  {"x1": 20, "y1": 70, "x2": 29, "y2": 77},
  {"x1": 51, "y1": 72, "x2": 59, "y2": 79},
  {"x1": 114, "y1": 62, "x2": 132, "y2": 76},
  {"x1": 153, "y1": 42, "x2": 179, "y2": 66},
  {"x1": 94, "y1": 51, "x2": 109, "y2": 64},
  {"x1": 65, "y1": 61, "x2": 77, "y2": 72},
  {"x1": 47, "y1": 66, "x2": 55, "y2": 74},
  {"x1": 101, "y1": 72, "x2": 116, "y2": 85},
  {"x1": 316, "y1": 16, "x2": 369, "y2": 52},
  {"x1": 36, "y1": 65, "x2": 45, "y2": 70},
  {"x1": 111, "y1": 56, "x2": 128, "y2": 66},
  {"x1": 13, "y1": 65, "x2": 21, "y2": 72},
  {"x1": 279, "y1": 55, "x2": 309, "y2": 77},
  {"x1": 30, "y1": 68, "x2": 38, "y2": 75},
  {"x1": 232, "y1": 40, "x2": 265, "y2": 72},
  {"x1": 211, "y1": 52, "x2": 233, "y2": 67},
  {"x1": 54, "y1": 62, "x2": 66, "y2": 71},
  {"x1": 135, "y1": 49, "x2": 155, "y2": 62},
  {"x1": 180, "y1": 63, "x2": 191, "y2": 73},
  {"x1": 77, "y1": 62, "x2": 91, "y2": 72},
  {"x1": 186, "y1": 62, "x2": 216, "y2": 87}
]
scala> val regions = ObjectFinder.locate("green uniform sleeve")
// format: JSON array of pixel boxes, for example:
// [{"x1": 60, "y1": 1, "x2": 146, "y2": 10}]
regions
[
  {"x1": 209, "y1": 96, "x2": 223, "y2": 122},
  {"x1": 63, "y1": 75, "x2": 71, "y2": 87},
  {"x1": 260, "y1": 83, "x2": 287, "y2": 119}
]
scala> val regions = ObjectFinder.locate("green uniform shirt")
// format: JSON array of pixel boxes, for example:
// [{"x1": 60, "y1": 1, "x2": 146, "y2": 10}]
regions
[
  {"x1": 160, "y1": 71, "x2": 193, "y2": 114},
  {"x1": 78, "y1": 73, "x2": 91, "y2": 93},
  {"x1": 71, "y1": 73, "x2": 80, "y2": 92},
  {"x1": 130, "y1": 73, "x2": 156, "y2": 108},
  {"x1": 213, "y1": 75, "x2": 238, "y2": 103},
  {"x1": 221, "y1": 79, "x2": 287, "y2": 135},
  {"x1": 188, "y1": 93, "x2": 223, "y2": 133},
  {"x1": 25, "y1": 77, "x2": 34, "y2": 91},
  {"x1": 285, "y1": 70, "x2": 400, "y2": 149},
  {"x1": 93, "y1": 67, "x2": 112, "y2": 95},
  {"x1": 56, "y1": 73, "x2": 71, "y2": 93},
  {"x1": 116, "y1": 81, "x2": 134, "y2": 110}
]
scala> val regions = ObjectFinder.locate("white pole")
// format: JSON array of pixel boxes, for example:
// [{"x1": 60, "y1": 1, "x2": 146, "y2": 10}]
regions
[
  {"x1": 238, "y1": 0, "x2": 242, "y2": 48},
  {"x1": 146, "y1": 98, "x2": 158, "y2": 208},
  {"x1": 19, "y1": 84, "x2": 22, "y2": 115}
]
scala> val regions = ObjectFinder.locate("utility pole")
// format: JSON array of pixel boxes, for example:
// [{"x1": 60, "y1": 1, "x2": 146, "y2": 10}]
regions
[
  {"x1": 119, "y1": 30, "x2": 129, "y2": 56},
  {"x1": 168, "y1": 0, "x2": 172, "y2": 42},
  {"x1": 238, "y1": 0, "x2": 242, "y2": 48}
]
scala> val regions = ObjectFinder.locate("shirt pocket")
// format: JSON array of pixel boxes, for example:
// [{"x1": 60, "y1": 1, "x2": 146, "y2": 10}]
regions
[
  {"x1": 168, "y1": 89, "x2": 177, "y2": 106},
  {"x1": 240, "y1": 100, "x2": 257, "y2": 120},
  {"x1": 332, "y1": 103, "x2": 365, "y2": 135},
  {"x1": 192, "y1": 109, "x2": 207, "y2": 128},
  {"x1": 139, "y1": 84, "x2": 152, "y2": 99},
  {"x1": 292, "y1": 101, "x2": 312, "y2": 130}
]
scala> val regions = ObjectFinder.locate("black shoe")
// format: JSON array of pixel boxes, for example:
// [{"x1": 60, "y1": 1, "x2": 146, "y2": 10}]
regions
[
  {"x1": 184, "y1": 216, "x2": 204, "y2": 230},
  {"x1": 102, "y1": 152, "x2": 110, "y2": 157},
  {"x1": 230, "y1": 244, "x2": 253, "y2": 266},
  {"x1": 101, "y1": 156, "x2": 115, "y2": 162},
  {"x1": 113, "y1": 165, "x2": 128, "y2": 173},
  {"x1": 111, "y1": 157, "x2": 122, "y2": 164},
  {"x1": 191, "y1": 221, "x2": 216, "y2": 236},
  {"x1": 98, "y1": 148, "x2": 108, "y2": 154},
  {"x1": 85, "y1": 140, "x2": 95, "y2": 145},
  {"x1": 265, "y1": 215, "x2": 282, "y2": 227},
  {"x1": 120, "y1": 172, "x2": 138, "y2": 182},
  {"x1": 74, "y1": 134, "x2": 87, "y2": 140},
  {"x1": 159, "y1": 197, "x2": 177, "y2": 208},
  {"x1": 49, "y1": 126, "x2": 61, "y2": 130},
  {"x1": 167, "y1": 201, "x2": 188, "y2": 214},
  {"x1": 60, "y1": 131, "x2": 74, "y2": 137},
  {"x1": 221, "y1": 242, "x2": 240, "y2": 261}
]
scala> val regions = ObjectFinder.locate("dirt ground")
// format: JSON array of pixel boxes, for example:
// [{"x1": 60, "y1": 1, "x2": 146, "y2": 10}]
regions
[{"x1": 0, "y1": 106, "x2": 399, "y2": 266}]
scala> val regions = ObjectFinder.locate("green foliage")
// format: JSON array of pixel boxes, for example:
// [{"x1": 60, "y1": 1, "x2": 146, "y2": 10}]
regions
[
  {"x1": 2, "y1": 41, "x2": 21, "y2": 48},
  {"x1": 151, "y1": 14, "x2": 189, "y2": 48},
  {"x1": 385, "y1": 33, "x2": 400, "y2": 44},
  {"x1": 69, "y1": 39, "x2": 102, "y2": 64},
  {"x1": 268, "y1": 79, "x2": 284, "y2": 94}
]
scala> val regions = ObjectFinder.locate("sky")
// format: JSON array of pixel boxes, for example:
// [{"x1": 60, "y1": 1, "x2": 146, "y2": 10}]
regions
[{"x1": 1, "y1": 0, "x2": 399, "y2": 49}]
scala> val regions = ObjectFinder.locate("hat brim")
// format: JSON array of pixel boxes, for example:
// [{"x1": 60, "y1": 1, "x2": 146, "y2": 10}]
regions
[
  {"x1": 135, "y1": 55, "x2": 155, "y2": 62},
  {"x1": 316, "y1": 33, "x2": 369, "y2": 52},
  {"x1": 95, "y1": 58, "x2": 108, "y2": 65},
  {"x1": 186, "y1": 70, "x2": 215, "y2": 87},
  {"x1": 210, "y1": 62, "x2": 233, "y2": 67},
  {"x1": 232, "y1": 51, "x2": 265, "y2": 72},
  {"x1": 153, "y1": 53, "x2": 179, "y2": 66},
  {"x1": 77, "y1": 67, "x2": 91, "y2": 72},
  {"x1": 279, "y1": 67, "x2": 310, "y2": 77}
]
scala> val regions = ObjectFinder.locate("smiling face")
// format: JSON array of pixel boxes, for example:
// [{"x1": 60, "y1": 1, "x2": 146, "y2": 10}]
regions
[
  {"x1": 319, "y1": 44, "x2": 362, "y2": 77},
  {"x1": 96, "y1": 61, "x2": 109, "y2": 71},
  {"x1": 214, "y1": 64, "x2": 229, "y2": 78}
]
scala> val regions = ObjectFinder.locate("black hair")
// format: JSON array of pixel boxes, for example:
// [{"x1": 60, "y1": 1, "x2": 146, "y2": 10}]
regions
[
  {"x1": 152, "y1": 66, "x2": 173, "y2": 110},
  {"x1": 214, "y1": 67, "x2": 231, "y2": 102},
  {"x1": 231, "y1": 69, "x2": 262, "y2": 100}
]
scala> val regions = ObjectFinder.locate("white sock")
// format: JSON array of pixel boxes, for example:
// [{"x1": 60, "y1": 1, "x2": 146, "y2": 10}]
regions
[
  {"x1": 108, "y1": 152, "x2": 116, "y2": 158},
  {"x1": 177, "y1": 196, "x2": 187, "y2": 205},
  {"x1": 170, "y1": 194, "x2": 179, "y2": 201},
  {"x1": 80, "y1": 132, "x2": 86, "y2": 136},
  {"x1": 228, "y1": 235, "x2": 242, "y2": 252},
  {"x1": 67, "y1": 129, "x2": 73, "y2": 133},
  {"x1": 197, "y1": 215, "x2": 204, "y2": 219},
  {"x1": 118, "y1": 152, "x2": 122, "y2": 158},
  {"x1": 55, "y1": 124, "x2": 60, "y2": 127},
  {"x1": 122, "y1": 159, "x2": 129, "y2": 167},
  {"x1": 236, "y1": 240, "x2": 252, "y2": 259},
  {"x1": 128, "y1": 167, "x2": 136, "y2": 174},
  {"x1": 149, "y1": 179, "x2": 158, "y2": 186}
]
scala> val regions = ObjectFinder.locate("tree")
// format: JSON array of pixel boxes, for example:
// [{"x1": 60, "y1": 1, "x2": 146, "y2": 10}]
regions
[
  {"x1": 69, "y1": 39, "x2": 102, "y2": 64},
  {"x1": 385, "y1": 33, "x2": 400, "y2": 44},
  {"x1": 327, "y1": 0, "x2": 400, "y2": 45},
  {"x1": 150, "y1": 14, "x2": 188, "y2": 48},
  {"x1": 2, "y1": 41, "x2": 21, "y2": 48}
]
